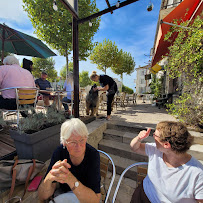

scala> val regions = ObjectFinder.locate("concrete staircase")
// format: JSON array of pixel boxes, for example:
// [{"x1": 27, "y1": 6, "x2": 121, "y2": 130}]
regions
[{"x1": 98, "y1": 122, "x2": 203, "y2": 203}]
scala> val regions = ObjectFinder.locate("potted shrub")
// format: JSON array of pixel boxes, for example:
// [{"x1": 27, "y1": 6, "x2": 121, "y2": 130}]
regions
[{"x1": 9, "y1": 106, "x2": 67, "y2": 162}]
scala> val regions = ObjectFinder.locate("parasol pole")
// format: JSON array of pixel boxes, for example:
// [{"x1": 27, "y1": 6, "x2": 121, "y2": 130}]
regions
[{"x1": 1, "y1": 25, "x2": 5, "y2": 64}]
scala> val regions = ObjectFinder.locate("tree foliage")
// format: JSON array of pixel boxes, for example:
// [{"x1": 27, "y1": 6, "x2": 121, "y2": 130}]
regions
[
  {"x1": 150, "y1": 74, "x2": 163, "y2": 99},
  {"x1": 111, "y1": 49, "x2": 135, "y2": 80},
  {"x1": 164, "y1": 15, "x2": 203, "y2": 127},
  {"x1": 0, "y1": 51, "x2": 10, "y2": 65},
  {"x1": 23, "y1": 0, "x2": 100, "y2": 70},
  {"x1": 79, "y1": 71, "x2": 92, "y2": 87},
  {"x1": 122, "y1": 84, "x2": 134, "y2": 94},
  {"x1": 89, "y1": 39, "x2": 118, "y2": 74},
  {"x1": 60, "y1": 62, "x2": 73, "y2": 80},
  {"x1": 32, "y1": 57, "x2": 57, "y2": 82}
]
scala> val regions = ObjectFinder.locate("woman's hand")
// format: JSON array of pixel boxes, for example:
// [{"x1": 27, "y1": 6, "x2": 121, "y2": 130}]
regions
[
  {"x1": 50, "y1": 159, "x2": 72, "y2": 184},
  {"x1": 130, "y1": 128, "x2": 151, "y2": 155},
  {"x1": 138, "y1": 128, "x2": 151, "y2": 141}
]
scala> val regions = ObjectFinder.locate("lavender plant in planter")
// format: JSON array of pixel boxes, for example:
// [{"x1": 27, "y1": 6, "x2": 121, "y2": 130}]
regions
[{"x1": 10, "y1": 106, "x2": 66, "y2": 162}]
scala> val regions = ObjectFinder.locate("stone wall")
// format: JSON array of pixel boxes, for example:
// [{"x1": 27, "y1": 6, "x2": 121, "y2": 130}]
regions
[{"x1": 86, "y1": 120, "x2": 107, "y2": 149}]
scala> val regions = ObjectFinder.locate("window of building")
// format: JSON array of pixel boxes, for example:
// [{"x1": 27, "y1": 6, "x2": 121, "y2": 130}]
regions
[
  {"x1": 140, "y1": 79, "x2": 145, "y2": 84},
  {"x1": 161, "y1": 0, "x2": 183, "y2": 9}
]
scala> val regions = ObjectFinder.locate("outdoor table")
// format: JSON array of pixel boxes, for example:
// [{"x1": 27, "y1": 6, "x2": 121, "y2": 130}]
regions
[{"x1": 39, "y1": 89, "x2": 66, "y2": 110}]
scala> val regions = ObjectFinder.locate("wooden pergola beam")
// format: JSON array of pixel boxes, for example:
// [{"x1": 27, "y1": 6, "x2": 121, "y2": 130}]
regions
[
  {"x1": 105, "y1": 0, "x2": 113, "y2": 14},
  {"x1": 77, "y1": 0, "x2": 139, "y2": 25}
]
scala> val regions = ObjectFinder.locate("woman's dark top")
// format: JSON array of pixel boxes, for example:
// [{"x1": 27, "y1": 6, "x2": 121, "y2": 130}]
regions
[
  {"x1": 99, "y1": 75, "x2": 117, "y2": 93},
  {"x1": 46, "y1": 143, "x2": 101, "y2": 194}
]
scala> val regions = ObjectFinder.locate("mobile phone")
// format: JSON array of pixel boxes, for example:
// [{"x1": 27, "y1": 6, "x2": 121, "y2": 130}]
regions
[{"x1": 28, "y1": 176, "x2": 43, "y2": 192}]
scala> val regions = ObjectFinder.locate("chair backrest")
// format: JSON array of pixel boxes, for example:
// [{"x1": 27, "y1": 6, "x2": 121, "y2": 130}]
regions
[
  {"x1": 137, "y1": 165, "x2": 148, "y2": 186},
  {"x1": 16, "y1": 87, "x2": 38, "y2": 109},
  {"x1": 112, "y1": 162, "x2": 148, "y2": 203},
  {"x1": 98, "y1": 150, "x2": 116, "y2": 203}
]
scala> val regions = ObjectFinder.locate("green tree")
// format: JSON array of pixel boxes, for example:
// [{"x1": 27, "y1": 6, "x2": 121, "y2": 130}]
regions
[
  {"x1": 32, "y1": 57, "x2": 57, "y2": 82},
  {"x1": 60, "y1": 62, "x2": 73, "y2": 80},
  {"x1": 79, "y1": 71, "x2": 92, "y2": 87},
  {"x1": 150, "y1": 74, "x2": 163, "y2": 99},
  {"x1": 122, "y1": 84, "x2": 134, "y2": 94},
  {"x1": 89, "y1": 39, "x2": 119, "y2": 74},
  {"x1": 111, "y1": 50, "x2": 135, "y2": 82},
  {"x1": 23, "y1": 0, "x2": 100, "y2": 71},
  {"x1": 164, "y1": 15, "x2": 203, "y2": 127},
  {"x1": 0, "y1": 51, "x2": 10, "y2": 65}
]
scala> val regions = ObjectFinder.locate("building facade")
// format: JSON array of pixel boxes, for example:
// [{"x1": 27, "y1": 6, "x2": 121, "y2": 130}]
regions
[{"x1": 135, "y1": 65, "x2": 151, "y2": 94}]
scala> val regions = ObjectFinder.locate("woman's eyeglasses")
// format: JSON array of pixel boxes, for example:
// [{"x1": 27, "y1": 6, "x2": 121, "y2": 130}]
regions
[
  {"x1": 65, "y1": 138, "x2": 86, "y2": 147},
  {"x1": 153, "y1": 133, "x2": 160, "y2": 138}
]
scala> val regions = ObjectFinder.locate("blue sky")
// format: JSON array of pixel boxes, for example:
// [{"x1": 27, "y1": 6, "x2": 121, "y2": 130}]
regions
[{"x1": 0, "y1": 0, "x2": 161, "y2": 91}]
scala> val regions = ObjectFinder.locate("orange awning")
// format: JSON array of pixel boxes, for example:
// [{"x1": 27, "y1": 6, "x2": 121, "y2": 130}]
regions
[{"x1": 151, "y1": 0, "x2": 203, "y2": 67}]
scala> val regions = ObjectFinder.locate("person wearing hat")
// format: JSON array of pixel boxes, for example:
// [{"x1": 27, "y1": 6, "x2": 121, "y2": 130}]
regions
[{"x1": 35, "y1": 71, "x2": 52, "y2": 106}]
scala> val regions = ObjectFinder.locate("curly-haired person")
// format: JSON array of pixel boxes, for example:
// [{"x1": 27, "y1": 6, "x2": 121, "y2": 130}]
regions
[{"x1": 130, "y1": 121, "x2": 203, "y2": 203}]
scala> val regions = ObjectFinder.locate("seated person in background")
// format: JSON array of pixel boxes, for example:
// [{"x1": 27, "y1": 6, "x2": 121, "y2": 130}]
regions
[
  {"x1": 0, "y1": 55, "x2": 35, "y2": 113},
  {"x1": 62, "y1": 72, "x2": 73, "y2": 113},
  {"x1": 130, "y1": 121, "x2": 203, "y2": 203},
  {"x1": 22, "y1": 58, "x2": 33, "y2": 73},
  {"x1": 35, "y1": 71, "x2": 52, "y2": 106},
  {"x1": 38, "y1": 118, "x2": 101, "y2": 203}
]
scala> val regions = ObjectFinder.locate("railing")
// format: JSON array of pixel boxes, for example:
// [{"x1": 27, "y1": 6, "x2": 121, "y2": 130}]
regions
[{"x1": 161, "y1": 0, "x2": 183, "y2": 9}]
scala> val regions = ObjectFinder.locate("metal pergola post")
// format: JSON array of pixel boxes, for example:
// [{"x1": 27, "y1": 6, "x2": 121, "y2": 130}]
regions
[
  {"x1": 59, "y1": 0, "x2": 140, "y2": 118},
  {"x1": 72, "y1": 16, "x2": 79, "y2": 118}
]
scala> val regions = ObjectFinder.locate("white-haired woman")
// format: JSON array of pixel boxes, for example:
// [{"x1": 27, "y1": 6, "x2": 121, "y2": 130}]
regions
[
  {"x1": 0, "y1": 55, "x2": 35, "y2": 115},
  {"x1": 3, "y1": 55, "x2": 20, "y2": 65},
  {"x1": 38, "y1": 118, "x2": 101, "y2": 203},
  {"x1": 62, "y1": 72, "x2": 74, "y2": 113}
]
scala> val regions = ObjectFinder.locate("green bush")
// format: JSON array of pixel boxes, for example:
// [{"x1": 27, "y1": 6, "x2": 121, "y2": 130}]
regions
[{"x1": 122, "y1": 85, "x2": 134, "y2": 94}]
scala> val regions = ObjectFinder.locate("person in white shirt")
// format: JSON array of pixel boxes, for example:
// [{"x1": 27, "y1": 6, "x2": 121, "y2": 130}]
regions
[
  {"x1": 130, "y1": 121, "x2": 203, "y2": 203},
  {"x1": 62, "y1": 72, "x2": 73, "y2": 113}
]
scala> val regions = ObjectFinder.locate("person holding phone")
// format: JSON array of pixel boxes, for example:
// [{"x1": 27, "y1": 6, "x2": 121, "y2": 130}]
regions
[{"x1": 130, "y1": 121, "x2": 203, "y2": 203}]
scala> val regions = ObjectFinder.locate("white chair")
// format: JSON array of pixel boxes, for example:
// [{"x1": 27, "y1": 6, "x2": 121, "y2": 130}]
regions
[
  {"x1": 62, "y1": 91, "x2": 74, "y2": 116},
  {"x1": 114, "y1": 92, "x2": 126, "y2": 110},
  {"x1": 79, "y1": 91, "x2": 86, "y2": 116},
  {"x1": 0, "y1": 87, "x2": 38, "y2": 127},
  {"x1": 98, "y1": 150, "x2": 116, "y2": 203},
  {"x1": 99, "y1": 92, "x2": 107, "y2": 112},
  {"x1": 112, "y1": 162, "x2": 148, "y2": 203}
]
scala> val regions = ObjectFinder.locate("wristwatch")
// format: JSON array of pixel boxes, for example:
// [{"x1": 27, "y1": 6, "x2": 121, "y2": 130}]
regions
[{"x1": 71, "y1": 181, "x2": 79, "y2": 191}]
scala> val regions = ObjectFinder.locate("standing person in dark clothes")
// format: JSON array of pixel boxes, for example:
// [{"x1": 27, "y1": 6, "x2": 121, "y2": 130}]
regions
[
  {"x1": 22, "y1": 58, "x2": 33, "y2": 73},
  {"x1": 90, "y1": 71, "x2": 117, "y2": 120}
]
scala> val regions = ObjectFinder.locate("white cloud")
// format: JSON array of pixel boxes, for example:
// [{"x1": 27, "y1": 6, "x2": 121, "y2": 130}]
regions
[{"x1": 0, "y1": 0, "x2": 29, "y2": 24}]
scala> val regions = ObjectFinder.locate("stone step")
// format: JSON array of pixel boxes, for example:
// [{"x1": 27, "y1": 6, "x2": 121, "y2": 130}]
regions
[
  {"x1": 188, "y1": 144, "x2": 203, "y2": 162},
  {"x1": 103, "y1": 129, "x2": 155, "y2": 144},
  {"x1": 105, "y1": 172, "x2": 137, "y2": 203},
  {"x1": 107, "y1": 153, "x2": 148, "y2": 181},
  {"x1": 189, "y1": 131, "x2": 203, "y2": 145},
  {"x1": 98, "y1": 139, "x2": 148, "y2": 162},
  {"x1": 107, "y1": 121, "x2": 155, "y2": 135}
]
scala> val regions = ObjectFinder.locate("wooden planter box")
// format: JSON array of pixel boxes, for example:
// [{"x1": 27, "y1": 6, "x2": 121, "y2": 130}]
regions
[{"x1": 10, "y1": 124, "x2": 61, "y2": 162}]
